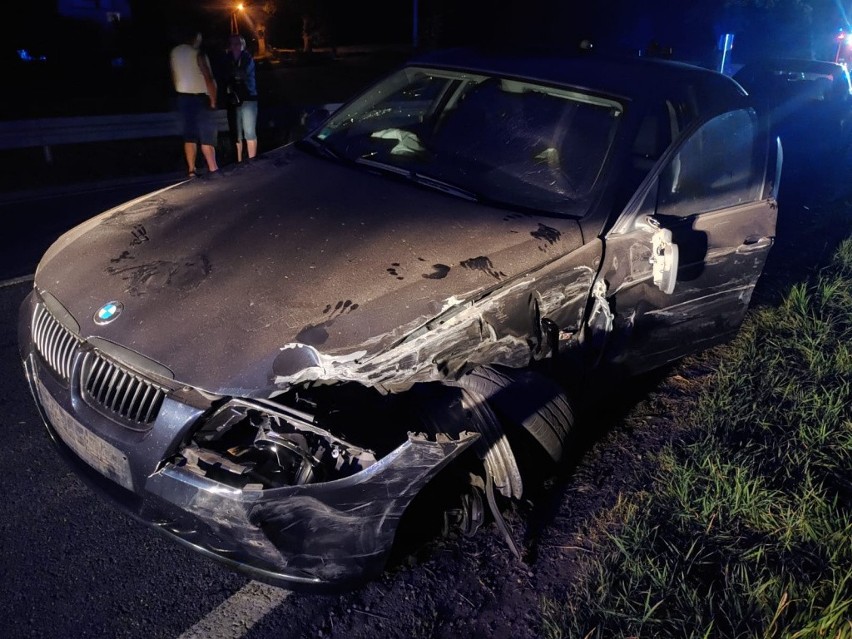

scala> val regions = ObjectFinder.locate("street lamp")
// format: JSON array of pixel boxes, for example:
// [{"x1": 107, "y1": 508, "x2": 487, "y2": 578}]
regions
[{"x1": 231, "y1": 3, "x2": 245, "y2": 35}]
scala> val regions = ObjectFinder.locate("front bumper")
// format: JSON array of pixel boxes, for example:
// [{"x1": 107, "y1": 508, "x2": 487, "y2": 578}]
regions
[{"x1": 19, "y1": 289, "x2": 475, "y2": 589}]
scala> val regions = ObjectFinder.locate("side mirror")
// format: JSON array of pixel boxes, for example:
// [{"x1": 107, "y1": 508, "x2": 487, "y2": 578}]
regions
[{"x1": 649, "y1": 220, "x2": 679, "y2": 294}]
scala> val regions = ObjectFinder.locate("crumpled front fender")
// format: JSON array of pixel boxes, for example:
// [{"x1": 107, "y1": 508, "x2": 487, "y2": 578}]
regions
[{"x1": 143, "y1": 431, "x2": 478, "y2": 588}]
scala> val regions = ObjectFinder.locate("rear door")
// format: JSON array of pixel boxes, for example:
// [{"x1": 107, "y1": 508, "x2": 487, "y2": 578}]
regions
[{"x1": 594, "y1": 107, "x2": 778, "y2": 374}]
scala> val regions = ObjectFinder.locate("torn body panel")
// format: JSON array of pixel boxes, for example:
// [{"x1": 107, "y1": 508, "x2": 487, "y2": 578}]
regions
[
  {"x1": 145, "y1": 431, "x2": 477, "y2": 587},
  {"x1": 22, "y1": 332, "x2": 478, "y2": 587},
  {"x1": 272, "y1": 249, "x2": 598, "y2": 392}
]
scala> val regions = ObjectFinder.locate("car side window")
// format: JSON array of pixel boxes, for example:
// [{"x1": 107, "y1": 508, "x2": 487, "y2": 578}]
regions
[
  {"x1": 616, "y1": 100, "x2": 679, "y2": 206},
  {"x1": 657, "y1": 109, "x2": 762, "y2": 217}
]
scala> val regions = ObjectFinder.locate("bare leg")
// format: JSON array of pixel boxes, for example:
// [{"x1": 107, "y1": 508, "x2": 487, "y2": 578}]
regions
[
  {"x1": 184, "y1": 142, "x2": 197, "y2": 175},
  {"x1": 201, "y1": 144, "x2": 218, "y2": 172},
  {"x1": 246, "y1": 139, "x2": 257, "y2": 159},
  {"x1": 235, "y1": 142, "x2": 243, "y2": 163}
]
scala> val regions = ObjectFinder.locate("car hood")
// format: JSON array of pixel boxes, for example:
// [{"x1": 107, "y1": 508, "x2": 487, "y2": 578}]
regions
[{"x1": 34, "y1": 147, "x2": 583, "y2": 396}]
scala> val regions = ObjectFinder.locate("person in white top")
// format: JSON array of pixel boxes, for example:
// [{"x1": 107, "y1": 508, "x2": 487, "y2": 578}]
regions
[{"x1": 170, "y1": 28, "x2": 219, "y2": 177}]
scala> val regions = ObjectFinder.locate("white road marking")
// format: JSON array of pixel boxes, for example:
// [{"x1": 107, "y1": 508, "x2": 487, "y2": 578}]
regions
[
  {"x1": 0, "y1": 274, "x2": 34, "y2": 289},
  {"x1": 178, "y1": 581, "x2": 291, "y2": 639}
]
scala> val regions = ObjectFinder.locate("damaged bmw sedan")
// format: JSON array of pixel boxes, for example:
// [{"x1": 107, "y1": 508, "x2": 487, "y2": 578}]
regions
[{"x1": 19, "y1": 49, "x2": 779, "y2": 589}]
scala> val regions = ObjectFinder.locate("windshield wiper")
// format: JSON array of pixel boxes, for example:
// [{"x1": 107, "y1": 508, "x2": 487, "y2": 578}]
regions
[
  {"x1": 410, "y1": 173, "x2": 479, "y2": 201},
  {"x1": 296, "y1": 138, "x2": 344, "y2": 161},
  {"x1": 355, "y1": 155, "x2": 479, "y2": 201},
  {"x1": 355, "y1": 155, "x2": 411, "y2": 176}
]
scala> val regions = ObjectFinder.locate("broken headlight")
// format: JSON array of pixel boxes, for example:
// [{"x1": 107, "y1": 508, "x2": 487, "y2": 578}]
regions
[{"x1": 180, "y1": 399, "x2": 377, "y2": 489}]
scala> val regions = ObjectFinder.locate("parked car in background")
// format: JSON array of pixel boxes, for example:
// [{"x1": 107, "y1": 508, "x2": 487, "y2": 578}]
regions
[
  {"x1": 733, "y1": 58, "x2": 852, "y2": 114},
  {"x1": 20, "y1": 49, "x2": 779, "y2": 589},
  {"x1": 734, "y1": 58, "x2": 852, "y2": 200}
]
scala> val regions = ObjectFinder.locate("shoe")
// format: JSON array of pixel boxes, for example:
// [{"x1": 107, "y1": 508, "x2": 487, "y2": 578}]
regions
[{"x1": 188, "y1": 171, "x2": 198, "y2": 178}]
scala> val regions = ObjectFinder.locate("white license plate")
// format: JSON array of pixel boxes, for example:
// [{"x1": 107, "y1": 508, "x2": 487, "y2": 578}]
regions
[{"x1": 36, "y1": 378, "x2": 135, "y2": 492}]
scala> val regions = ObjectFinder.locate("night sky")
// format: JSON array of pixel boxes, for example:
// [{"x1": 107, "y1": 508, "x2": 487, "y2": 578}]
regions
[
  {"x1": 10, "y1": 0, "x2": 848, "y2": 56},
  {"x1": 4, "y1": 0, "x2": 849, "y2": 121}
]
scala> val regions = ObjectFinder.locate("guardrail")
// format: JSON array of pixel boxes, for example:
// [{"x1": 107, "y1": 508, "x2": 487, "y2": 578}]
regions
[
  {"x1": 0, "y1": 111, "x2": 231, "y2": 163},
  {"x1": 0, "y1": 103, "x2": 345, "y2": 165}
]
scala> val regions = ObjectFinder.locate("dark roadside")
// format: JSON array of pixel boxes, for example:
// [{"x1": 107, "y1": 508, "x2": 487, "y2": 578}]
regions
[{"x1": 0, "y1": 51, "x2": 409, "y2": 197}]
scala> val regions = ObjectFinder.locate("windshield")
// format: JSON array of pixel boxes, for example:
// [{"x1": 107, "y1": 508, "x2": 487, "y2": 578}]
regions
[{"x1": 307, "y1": 66, "x2": 623, "y2": 217}]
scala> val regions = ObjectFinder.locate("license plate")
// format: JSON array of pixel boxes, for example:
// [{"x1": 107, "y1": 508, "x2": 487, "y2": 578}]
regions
[{"x1": 36, "y1": 379, "x2": 135, "y2": 492}]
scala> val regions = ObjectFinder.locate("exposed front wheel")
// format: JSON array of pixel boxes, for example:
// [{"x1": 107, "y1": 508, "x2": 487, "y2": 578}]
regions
[{"x1": 456, "y1": 365, "x2": 574, "y2": 466}]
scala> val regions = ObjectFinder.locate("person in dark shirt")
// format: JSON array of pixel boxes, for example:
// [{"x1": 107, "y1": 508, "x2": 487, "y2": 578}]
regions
[{"x1": 225, "y1": 34, "x2": 259, "y2": 162}]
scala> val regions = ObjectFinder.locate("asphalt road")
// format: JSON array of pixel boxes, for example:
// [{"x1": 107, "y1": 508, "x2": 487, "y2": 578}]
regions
[
  {"x1": 1, "y1": 176, "x2": 188, "y2": 281},
  {"x1": 1, "y1": 279, "x2": 248, "y2": 638}
]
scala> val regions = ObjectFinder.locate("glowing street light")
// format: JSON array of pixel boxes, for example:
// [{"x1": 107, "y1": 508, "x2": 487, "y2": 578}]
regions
[{"x1": 231, "y1": 3, "x2": 245, "y2": 35}]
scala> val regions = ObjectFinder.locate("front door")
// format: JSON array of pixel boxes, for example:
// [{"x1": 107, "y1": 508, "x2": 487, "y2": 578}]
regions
[{"x1": 595, "y1": 108, "x2": 778, "y2": 374}]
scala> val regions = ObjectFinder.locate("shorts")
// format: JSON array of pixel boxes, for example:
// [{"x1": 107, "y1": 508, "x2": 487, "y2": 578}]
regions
[
  {"x1": 233, "y1": 100, "x2": 258, "y2": 142},
  {"x1": 177, "y1": 93, "x2": 217, "y2": 146}
]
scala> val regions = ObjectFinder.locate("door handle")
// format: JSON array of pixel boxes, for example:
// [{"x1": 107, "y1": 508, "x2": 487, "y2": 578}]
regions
[{"x1": 737, "y1": 236, "x2": 772, "y2": 253}]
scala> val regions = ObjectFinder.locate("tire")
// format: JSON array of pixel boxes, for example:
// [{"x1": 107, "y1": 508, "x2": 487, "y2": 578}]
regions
[{"x1": 456, "y1": 366, "x2": 573, "y2": 463}]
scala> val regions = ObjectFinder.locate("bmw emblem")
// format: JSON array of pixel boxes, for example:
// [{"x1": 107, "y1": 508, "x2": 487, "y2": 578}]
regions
[{"x1": 94, "y1": 301, "x2": 124, "y2": 325}]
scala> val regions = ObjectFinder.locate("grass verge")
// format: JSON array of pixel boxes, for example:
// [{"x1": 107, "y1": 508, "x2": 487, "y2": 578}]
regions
[{"x1": 544, "y1": 235, "x2": 852, "y2": 639}]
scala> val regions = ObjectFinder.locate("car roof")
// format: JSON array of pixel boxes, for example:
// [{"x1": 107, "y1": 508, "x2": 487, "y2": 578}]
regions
[{"x1": 410, "y1": 47, "x2": 747, "y2": 112}]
